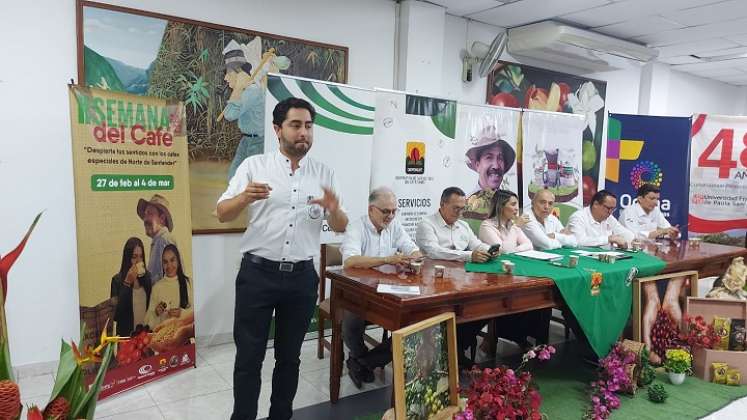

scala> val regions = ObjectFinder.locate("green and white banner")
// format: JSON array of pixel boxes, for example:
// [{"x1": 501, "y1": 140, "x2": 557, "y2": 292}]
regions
[
  {"x1": 264, "y1": 74, "x2": 374, "y2": 243},
  {"x1": 521, "y1": 110, "x2": 585, "y2": 223},
  {"x1": 370, "y1": 90, "x2": 520, "y2": 237}
]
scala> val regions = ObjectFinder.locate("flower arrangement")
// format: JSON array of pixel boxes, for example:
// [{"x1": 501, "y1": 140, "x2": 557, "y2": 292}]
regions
[
  {"x1": 453, "y1": 345, "x2": 555, "y2": 420},
  {"x1": 679, "y1": 315, "x2": 719, "y2": 350},
  {"x1": 663, "y1": 349, "x2": 692, "y2": 374},
  {"x1": 586, "y1": 342, "x2": 639, "y2": 420}
]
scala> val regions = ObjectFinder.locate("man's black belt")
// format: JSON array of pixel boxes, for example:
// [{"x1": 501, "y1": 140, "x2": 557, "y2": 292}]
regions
[{"x1": 244, "y1": 253, "x2": 313, "y2": 272}]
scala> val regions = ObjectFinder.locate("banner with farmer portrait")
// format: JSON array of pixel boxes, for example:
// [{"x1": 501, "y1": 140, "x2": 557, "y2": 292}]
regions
[{"x1": 68, "y1": 85, "x2": 196, "y2": 398}]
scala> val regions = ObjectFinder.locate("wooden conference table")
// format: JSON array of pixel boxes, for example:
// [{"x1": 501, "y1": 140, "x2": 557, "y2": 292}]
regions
[{"x1": 326, "y1": 240, "x2": 747, "y2": 403}]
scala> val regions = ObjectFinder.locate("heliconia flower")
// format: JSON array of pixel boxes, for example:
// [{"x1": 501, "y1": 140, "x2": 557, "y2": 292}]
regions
[
  {"x1": 26, "y1": 405, "x2": 43, "y2": 420},
  {"x1": 0, "y1": 212, "x2": 42, "y2": 300}
]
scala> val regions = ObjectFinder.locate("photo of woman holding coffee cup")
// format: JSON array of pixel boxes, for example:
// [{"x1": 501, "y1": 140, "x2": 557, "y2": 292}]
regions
[
  {"x1": 110, "y1": 237, "x2": 153, "y2": 337},
  {"x1": 145, "y1": 244, "x2": 193, "y2": 329}
]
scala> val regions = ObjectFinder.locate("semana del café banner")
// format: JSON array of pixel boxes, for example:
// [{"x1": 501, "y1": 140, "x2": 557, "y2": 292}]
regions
[
  {"x1": 689, "y1": 114, "x2": 747, "y2": 245},
  {"x1": 605, "y1": 114, "x2": 692, "y2": 238},
  {"x1": 370, "y1": 90, "x2": 519, "y2": 237},
  {"x1": 68, "y1": 86, "x2": 195, "y2": 398},
  {"x1": 264, "y1": 74, "x2": 374, "y2": 243}
]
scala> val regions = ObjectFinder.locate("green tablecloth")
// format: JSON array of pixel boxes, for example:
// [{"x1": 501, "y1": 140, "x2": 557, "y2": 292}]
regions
[{"x1": 465, "y1": 248, "x2": 666, "y2": 357}]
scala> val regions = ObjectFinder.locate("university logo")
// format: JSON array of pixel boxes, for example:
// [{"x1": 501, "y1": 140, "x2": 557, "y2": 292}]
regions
[{"x1": 405, "y1": 141, "x2": 425, "y2": 174}]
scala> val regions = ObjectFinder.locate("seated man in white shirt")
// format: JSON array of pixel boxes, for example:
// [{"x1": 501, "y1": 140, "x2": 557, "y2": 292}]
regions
[
  {"x1": 620, "y1": 184, "x2": 680, "y2": 240},
  {"x1": 522, "y1": 189, "x2": 577, "y2": 250},
  {"x1": 416, "y1": 187, "x2": 492, "y2": 262},
  {"x1": 341, "y1": 187, "x2": 422, "y2": 388},
  {"x1": 568, "y1": 189, "x2": 634, "y2": 248},
  {"x1": 417, "y1": 187, "x2": 502, "y2": 367}
]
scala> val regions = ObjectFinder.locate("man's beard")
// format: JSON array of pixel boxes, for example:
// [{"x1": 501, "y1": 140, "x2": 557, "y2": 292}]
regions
[{"x1": 281, "y1": 137, "x2": 310, "y2": 158}]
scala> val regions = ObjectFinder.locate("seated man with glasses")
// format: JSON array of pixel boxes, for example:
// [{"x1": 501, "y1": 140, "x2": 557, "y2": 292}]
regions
[
  {"x1": 416, "y1": 186, "x2": 492, "y2": 367},
  {"x1": 567, "y1": 189, "x2": 634, "y2": 248},
  {"x1": 340, "y1": 186, "x2": 422, "y2": 388}
]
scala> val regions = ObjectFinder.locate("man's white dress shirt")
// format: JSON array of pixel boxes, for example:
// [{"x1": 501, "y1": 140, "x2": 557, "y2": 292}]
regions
[
  {"x1": 218, "y1": 150, "x2": 343, "y2": 262},
  {"x1": 521, "y1": 211, "x2": 577, "y2": 250},
  {"x1": 341, "y1": 215, "x2": 418, "y2": 263},
  {"x1": 567, "y1": 207, "x2": 634, "y2": 247},
  {"x1": 619, "y1": 200, "x2": 672, "y2": 240},
  {"x1": 416, "y1": 212, "x2": 489, "y2": 261}
]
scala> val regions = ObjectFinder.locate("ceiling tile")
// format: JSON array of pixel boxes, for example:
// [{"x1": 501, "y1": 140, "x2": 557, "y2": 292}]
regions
[
  {"x1": 696, "y1": 46, "x2": 747, "y2": 58},
  {"x1": 594, "y1": 16, "x2": 685, "y2": 38},
  {"x1": 431, "y1": 0, "x2": 504, "y2": 17},
  {"x1": 656, "y1": 38, "x2": 741, "y2": 58},
  {"x1": 657, "y1": 55, "x2": 703, "y2": 65},
  {"x1": 672, "y1": 56, "x2": 747, "y2": 72},
  {"x1": 724, "y1": 33, "x2": 747, "y2": 45},
  {"x1": 560, "y1": 0, "x2": 721, "y2": 28},
  {"x1": 636, "y1": 17, "x2": 747, "y2": 46},
  {"x1": 685, "y1": 67, "x2": 746, "y2": 77},
  {"x1": 466, "y1": 0, "x2": 610, "y2": 27},
  {"x1": 663, "y1": 0, "x2": 747, "y2": 27}
]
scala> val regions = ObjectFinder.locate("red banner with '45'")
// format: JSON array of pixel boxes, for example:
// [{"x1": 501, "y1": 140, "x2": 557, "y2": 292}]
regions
[{"x1": 689, "y1": 114, "x2": 747, "y2": 245}]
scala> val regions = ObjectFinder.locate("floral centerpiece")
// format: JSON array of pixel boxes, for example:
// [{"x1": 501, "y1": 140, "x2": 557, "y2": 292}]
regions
[
  {"x1": 453, "y1": 345, "x2": 555, "y2": 420},
  {"x1": 679, "y1": 315, "x2": 719, "y2": 350},
  {"x1": 663, "y1": 348, "x2": 692, "y2": 385},
  {"x1": 586, "y1": 342, "x2": 637, "y2": 420}
]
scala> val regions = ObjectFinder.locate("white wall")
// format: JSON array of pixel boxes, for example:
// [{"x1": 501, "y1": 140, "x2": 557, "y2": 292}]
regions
[
  {"x1": 0, "y1": 0, "x2": 395, "y2": 368},
  {"x1": 2, "y1": 0, "x2": 746, "y2": 369},
  {"x1": 666, "y1": 70, "x2": 747, "y2": 117}
]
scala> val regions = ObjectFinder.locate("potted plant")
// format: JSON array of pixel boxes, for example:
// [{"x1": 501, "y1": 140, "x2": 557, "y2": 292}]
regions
[{"x1": 664, "y1": 348, "x2": 692, "y2": 385}]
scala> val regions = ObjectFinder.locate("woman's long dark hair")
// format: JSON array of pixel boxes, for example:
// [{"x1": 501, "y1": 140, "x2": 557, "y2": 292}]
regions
[
  {"x1": 118, "y1": 237, "x2": 152, "y2": 303},
  {"x1": 119, "y1": 237, "x2": 144, "y2": 282},
  {"x1": 162, "y1": 244, "x2": 190, "y2": 309},
  {"x1": 487, "y1": 189, "x2": 519, "y2": 222}
]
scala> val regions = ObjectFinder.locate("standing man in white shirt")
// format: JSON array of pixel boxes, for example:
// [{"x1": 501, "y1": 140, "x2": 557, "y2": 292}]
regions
[
  {"x1": 522, "y1": 189, "x2": 577, "y2": 250},
  {"x1": 567, "y1": 190, "x2": 634, "y2": 248},
  {"x1": 416, "y1": 187, "x2": 492, "y2": 262},
  {"x1": 217, "y1": 97, "x2": 348, "y2": 420},
  {"x1": 620, "y1": 184, "x2": 680, "y2": 240},
  {"x1": 341, "y1": 187, "x2": 422, "y2": 388}
]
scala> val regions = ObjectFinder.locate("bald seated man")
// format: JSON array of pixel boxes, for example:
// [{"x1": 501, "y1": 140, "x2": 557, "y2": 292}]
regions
[{"x1": 521, "y1": 189, "x2": 577, "y2": 250}]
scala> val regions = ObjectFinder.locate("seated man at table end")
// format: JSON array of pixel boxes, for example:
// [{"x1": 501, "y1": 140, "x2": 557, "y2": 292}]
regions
[
  {"x1": 567, "y1": 189, "x2": 634, "y2": 249},
  {"x1": 522, "y1": 189, "x2": 577, "y2": 250},
  {"x1": 620, "y1": 183, "x2": 679, "y2": 241},
  {"x1": 341, "y1": 186, "x2": 422, "y2": 388},
  {"x1": 416, "y1": 186, "x2": 492, "y2": 367}
]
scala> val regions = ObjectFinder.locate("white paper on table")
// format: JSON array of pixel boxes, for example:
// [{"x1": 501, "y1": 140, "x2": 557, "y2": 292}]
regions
[
  {"x1": 514, "y1": 250, "x2": 564, "y2": 261},
  {"x1": 376, "y1": 284, "x2": 421, "y2": 295},
  {"x1": 571, "y1": 250, "x2": 627, "y2": 258}
]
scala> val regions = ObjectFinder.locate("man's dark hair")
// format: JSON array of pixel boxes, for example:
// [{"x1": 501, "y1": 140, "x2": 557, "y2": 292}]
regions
[
  {"x1": 440, "y1": 187, "x2": 465, "y2": 204},
  {"x1": 272, "y1": 97, "x2": 316, "y2": 126},
  {"x1": 637, "y1": 184, "x2": 661, "y2": 198},
  {"x1": 591, "y1": 189, "x2": 616, "y2": 205}
]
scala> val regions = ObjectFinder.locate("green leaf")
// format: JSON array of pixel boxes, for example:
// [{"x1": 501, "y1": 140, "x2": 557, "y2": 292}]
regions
[
  {"x1": 71, "y1": 343, "x2": 114, "y2": 420},
  {"x1": 49, "y1": 339, "x2": 79, "y2": 402},
  {"x1": 0, "y1": 339, "x2": 13, "y2": 382}
]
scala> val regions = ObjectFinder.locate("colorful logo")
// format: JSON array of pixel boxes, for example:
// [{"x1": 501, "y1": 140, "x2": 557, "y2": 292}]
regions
[
  {"x1": 629, "y1": 161, "x2": 663, "y2": 189},
  {"x1": 590, "y1": 272, "x2": 603, "y2": 296},
  {"x1": 405, "y1": 141, "x2": 425, "y2": 174},
  {"x1": 605, "y1": 138, "x2": 644, "y2": 183}
]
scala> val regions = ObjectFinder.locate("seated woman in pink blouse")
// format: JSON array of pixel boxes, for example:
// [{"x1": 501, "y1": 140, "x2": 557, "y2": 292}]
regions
[{"x1": 478, "y1": 189, "x2": 533, "y2": 253}]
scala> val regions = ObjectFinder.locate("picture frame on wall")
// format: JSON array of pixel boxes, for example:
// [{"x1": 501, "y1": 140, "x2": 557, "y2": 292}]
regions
[
  {"x1": 76, "y1": 0, "x2": 348, "y2": 234},
  {"x1": 392, "y1": 312, "x2": 460, "y2": 420},
  {"x1": 632, "y1": 270, "x2": 699, "y2": 365}
]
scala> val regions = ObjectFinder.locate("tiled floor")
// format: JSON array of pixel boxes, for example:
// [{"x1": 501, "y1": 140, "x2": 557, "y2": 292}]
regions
[{"x1": 17, "y1": 324, "x2": 747, "y2": 419}]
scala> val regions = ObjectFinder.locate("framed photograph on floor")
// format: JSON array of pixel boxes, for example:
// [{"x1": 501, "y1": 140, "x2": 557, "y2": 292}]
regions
[
  {"x1": 633, "y1": 270, "x2": 698, "y2": 365},
  {"x1": 392, "y1": 312, "x2": 459, "y2": 420}
]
